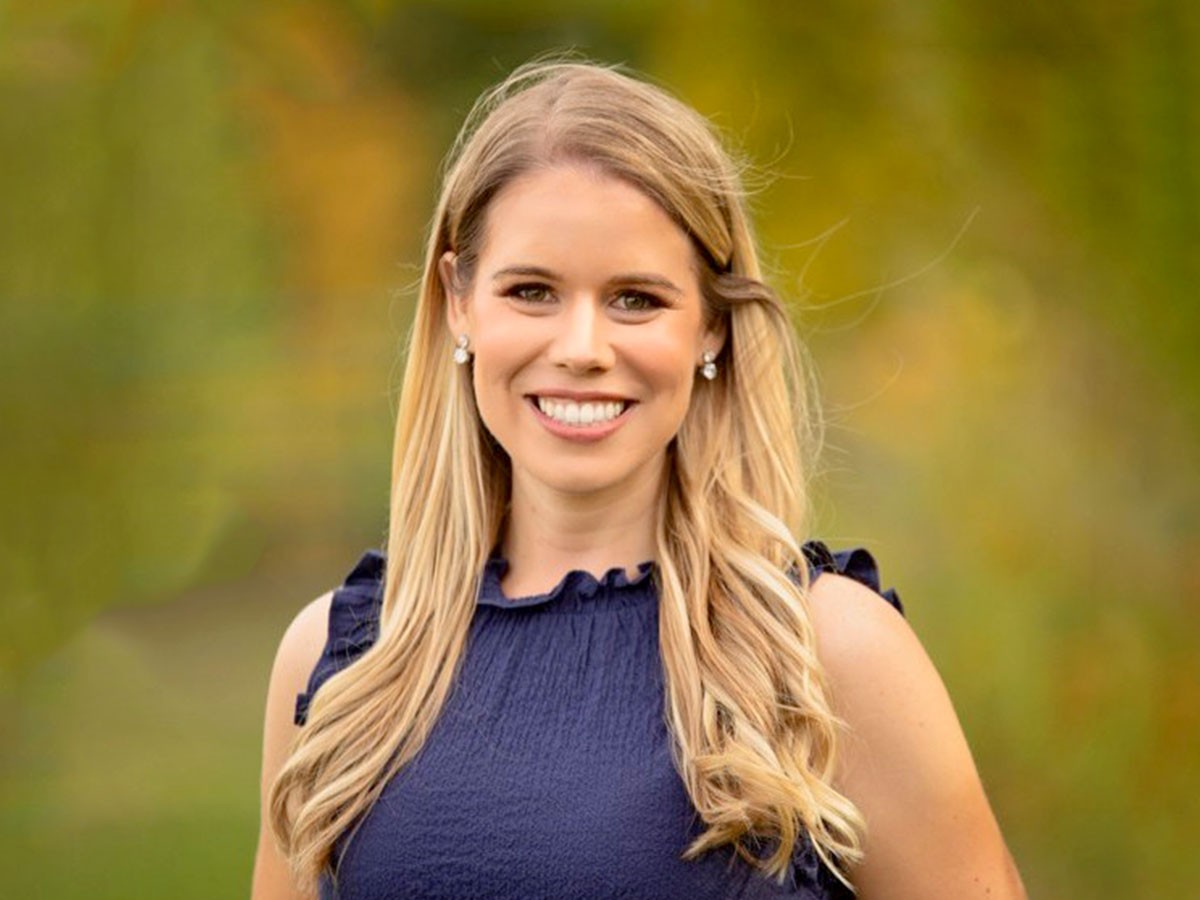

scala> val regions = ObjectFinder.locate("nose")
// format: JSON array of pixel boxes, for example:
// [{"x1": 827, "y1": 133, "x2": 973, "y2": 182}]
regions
[{"x1": 547, "y1": 298, "x2": 615, "y2": 373}]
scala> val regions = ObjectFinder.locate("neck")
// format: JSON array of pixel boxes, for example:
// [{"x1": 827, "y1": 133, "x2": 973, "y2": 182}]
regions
[{"x1": 500, "y1": 457, "x2": 665, "y2": 598}]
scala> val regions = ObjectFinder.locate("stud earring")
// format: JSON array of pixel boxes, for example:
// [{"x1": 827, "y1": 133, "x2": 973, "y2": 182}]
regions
[
  {"x1": 700, "y1": 350, "x2": 718, "y2": 381},
  {"x1": 453, "y1": 334, "x2": 471, "y2": 365}
]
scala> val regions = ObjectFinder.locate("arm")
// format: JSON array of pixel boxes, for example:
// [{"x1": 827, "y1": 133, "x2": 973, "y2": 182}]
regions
[
  {"x1": 250, "y1": 592, "x2": 333, "y2": 900},
  {"x1": 807, "y1": 573, "x2": 1026, "y2": 900}
]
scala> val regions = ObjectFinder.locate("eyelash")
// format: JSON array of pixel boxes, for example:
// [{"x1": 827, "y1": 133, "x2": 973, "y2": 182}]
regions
[
  {"x1": 614, "y1": 290, "x2": 663, "y2": 312},
  {"x1": 503, "y1": 283, "x2": 665, "y2": 312},
  {"x1": 507, "y1": 284, "x2": 553, "y2": 304}
]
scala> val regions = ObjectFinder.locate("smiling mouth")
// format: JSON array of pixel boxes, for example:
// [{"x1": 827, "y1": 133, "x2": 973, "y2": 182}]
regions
[{"x1": 530, "y1": 396, "x2": 631, "y2": 427}]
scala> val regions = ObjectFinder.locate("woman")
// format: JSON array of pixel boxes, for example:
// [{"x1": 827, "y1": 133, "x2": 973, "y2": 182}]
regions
[{"x1": 252, "y1": 58, "x2": 1025, "y2": 899}]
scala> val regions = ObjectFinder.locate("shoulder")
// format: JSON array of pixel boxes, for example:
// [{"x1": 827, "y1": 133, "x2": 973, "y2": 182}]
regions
[
  {"x1": 803, "y1": 571, "x2": 1025, "y2": 898},
  {"x1": 799, "y1": 541, "x2": 914, "y2": 704},
  {"x1": 805, "y1": 569, "x2": 941, "y2": 780},
  {"x1": 805, "y1": 571, "x2": 959, "y2": 796},
  {"x1": 805, "y1": 570, "x2": 922, "y2": 706},
  {"x1": 273, "y1": 592, "x2": 336, "y2": 694},
  {"x1": 263, "y1": 592, "x2": 336, "y2": 745},
  {"x1": 252, "y1": 591, "x2": 334, "y2": 898}
]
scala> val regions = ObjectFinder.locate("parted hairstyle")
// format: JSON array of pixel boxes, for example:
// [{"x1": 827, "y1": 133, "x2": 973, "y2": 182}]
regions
[{"x1": 270, "y1": 56, "x2": 865, "y2": 889}]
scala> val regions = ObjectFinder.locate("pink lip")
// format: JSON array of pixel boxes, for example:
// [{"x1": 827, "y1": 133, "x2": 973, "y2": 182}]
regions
[
  {"x1": 526, "y1": 389, "x2": 635, "y2": 402},
  {"x1": 526, "y1": 397, "x2": 633, "y2": 443}
]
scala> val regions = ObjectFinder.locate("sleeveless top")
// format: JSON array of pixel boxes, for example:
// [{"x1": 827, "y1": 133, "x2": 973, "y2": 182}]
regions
[{"x1": 295, "y1": 541, "x2": 903, "y2": 900}]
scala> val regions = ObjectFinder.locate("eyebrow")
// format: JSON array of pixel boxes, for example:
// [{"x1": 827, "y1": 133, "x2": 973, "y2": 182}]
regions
[{"x1": 490, "y1": 265, "x2": 684, "y2": 295}]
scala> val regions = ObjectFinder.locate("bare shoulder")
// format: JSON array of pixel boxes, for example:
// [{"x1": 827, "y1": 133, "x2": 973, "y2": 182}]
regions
[
  {"x1": 805, "y1": 570, "x2": 909, "y2": 662},
  {"x1": 804, "y1": 572, "x2": 1026, "y2": 900},
  {"x1": 251, "y1": 591, "x2": 333, "y2": 900},
  {"x1": 804, "y1": 572, "x2": 929, "y2": 717},
  {"x1": 260, "y1": 590, "x2": 334, "y2": 773},
  {"x1": 273, "y1": 591, "x2": 335, "y2": 690}
]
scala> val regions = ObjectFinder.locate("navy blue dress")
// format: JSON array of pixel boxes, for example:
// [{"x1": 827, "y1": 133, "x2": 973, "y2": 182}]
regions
[{"x1": 295, "y1": 542, "x2": 902, "y2": 900}]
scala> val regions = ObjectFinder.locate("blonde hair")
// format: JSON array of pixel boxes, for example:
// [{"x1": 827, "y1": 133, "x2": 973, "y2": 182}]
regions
[{"x1": 270, "y1": 57, "x2": 864, "y2": 888}]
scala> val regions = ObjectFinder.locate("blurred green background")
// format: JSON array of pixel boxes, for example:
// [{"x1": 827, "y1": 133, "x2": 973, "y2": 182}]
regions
[{"x1": 2, "y1": 0, "x2": 1196, "y2": 896}]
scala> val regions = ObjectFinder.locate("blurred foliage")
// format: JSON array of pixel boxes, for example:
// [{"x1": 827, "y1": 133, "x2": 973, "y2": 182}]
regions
[{"x1": 0, "y1": 0, "x2": 1197, "y2": 896}]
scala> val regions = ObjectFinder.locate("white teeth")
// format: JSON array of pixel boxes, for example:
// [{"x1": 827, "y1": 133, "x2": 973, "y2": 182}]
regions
[{"x1": 536, "y1": 397, "x2": 627, "y2": 427}]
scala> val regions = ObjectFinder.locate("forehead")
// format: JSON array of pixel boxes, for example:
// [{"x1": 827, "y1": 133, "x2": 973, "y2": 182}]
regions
[{"x1": 477, "y1": 165, "x2": 699, "y2": 279}]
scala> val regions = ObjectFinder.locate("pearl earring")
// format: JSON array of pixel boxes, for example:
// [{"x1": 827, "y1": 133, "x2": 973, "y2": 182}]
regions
[
  {"x1": 453, "y1": 334, "x2": 471, "y2": 365},
  {"x1": 700, "y1": 350, "x2": 718, "y2": 381}
]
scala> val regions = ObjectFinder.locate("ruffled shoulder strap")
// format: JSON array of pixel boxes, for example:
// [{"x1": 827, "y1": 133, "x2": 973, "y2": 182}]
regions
[
  {"x1": 293, "y1": 550, "x2": 386, "y2": 726},
  {"x1": 800, "y1": 540, "x2": 903, "y2": 614}
]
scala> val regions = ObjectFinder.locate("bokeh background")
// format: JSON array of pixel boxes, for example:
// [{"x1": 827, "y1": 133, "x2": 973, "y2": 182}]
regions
[{"x1": 2, "y1": 1, "x2": 1197, "y2": 896}]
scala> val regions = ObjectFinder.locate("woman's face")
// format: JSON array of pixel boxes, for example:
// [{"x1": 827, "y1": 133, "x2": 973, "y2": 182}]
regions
[{"x1": 444, "y1": 164, "x2": 723, "y2": 502}]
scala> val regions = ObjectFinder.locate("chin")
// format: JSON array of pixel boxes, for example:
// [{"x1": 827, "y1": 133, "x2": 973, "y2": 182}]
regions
[{"x1": 533, "y1": 467, "x2": 628, "y2": 497}]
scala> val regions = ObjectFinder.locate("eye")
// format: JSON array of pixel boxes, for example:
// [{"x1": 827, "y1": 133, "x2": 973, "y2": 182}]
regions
[
  {"x1": 505, "y1": 283, "x2": 553, "y2": 304},
  {"x1": 613, "y1": 290, "x2": 663, "y2": 313}
]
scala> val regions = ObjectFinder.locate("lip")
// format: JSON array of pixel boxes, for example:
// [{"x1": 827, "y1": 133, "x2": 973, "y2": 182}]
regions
[
  {"x1": 526, "y1": 396, "x2": 634, "y2": 443},
  {"x1": 525, "y1": 389, "x2": 635, "y2": 402}
]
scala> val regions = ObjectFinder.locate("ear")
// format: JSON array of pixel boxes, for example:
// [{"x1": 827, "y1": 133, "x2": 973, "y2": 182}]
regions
[
  {"x1": 702, "y1": 313, "x2": 728, "y2": 361},
  {"x1": 440, "y1": 251, "x2": 471, "y2": 337}
]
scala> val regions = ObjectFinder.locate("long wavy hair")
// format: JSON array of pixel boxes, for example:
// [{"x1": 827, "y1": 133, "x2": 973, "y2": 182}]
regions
[{"x1": 270, "y1": 57, "x2": 865, "y2": 889}]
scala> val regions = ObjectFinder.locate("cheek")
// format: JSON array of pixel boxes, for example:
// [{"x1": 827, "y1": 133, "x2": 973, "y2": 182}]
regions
[
  {"x1": 467, "y1": 325, "x2": 542, "y2": 434},
  {"x1": 469, "y1": 313, "x2": 540, "y2": 382},
  {"x1": 630, "y1": 329, "x2": 700, "y2": 392}
]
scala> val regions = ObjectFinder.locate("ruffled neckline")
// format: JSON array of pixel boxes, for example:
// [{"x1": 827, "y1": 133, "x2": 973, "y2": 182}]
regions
[
  {"x1": 477, "y1": 555, "x2": 657, "y2": 609},
  {"x1": 295, "y1": 540, "x2": 900, "y2": 726},
  {"x1": 323, "y1": 542, "x2": 899, "y2": 614}
]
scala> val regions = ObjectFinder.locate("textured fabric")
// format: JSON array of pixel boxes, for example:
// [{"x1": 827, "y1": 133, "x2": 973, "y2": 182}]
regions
[{"x1": 295, "y1": 541, "x2": 902, "y2": 899}]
